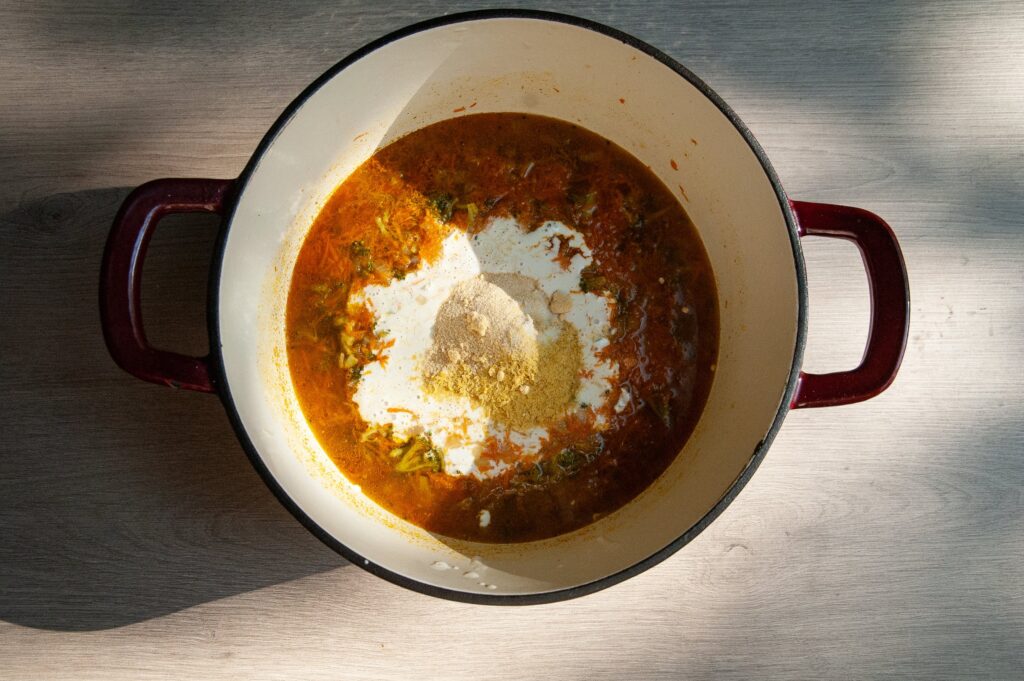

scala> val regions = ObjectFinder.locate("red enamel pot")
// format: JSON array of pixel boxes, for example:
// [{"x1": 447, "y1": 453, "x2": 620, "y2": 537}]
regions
[{"x1": 101, "y1": 11, "x2": 909, "y2": 603}]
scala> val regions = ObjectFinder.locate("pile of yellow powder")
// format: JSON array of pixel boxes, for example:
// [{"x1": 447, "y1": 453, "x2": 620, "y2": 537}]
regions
[{"x1": 423, "y1": 275, "x2": 581, "y2": 429}]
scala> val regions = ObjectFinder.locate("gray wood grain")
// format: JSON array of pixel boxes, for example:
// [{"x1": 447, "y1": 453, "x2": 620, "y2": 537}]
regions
[{"x1": 1, "y1": 1, "x2": 1021, "y2": 679}]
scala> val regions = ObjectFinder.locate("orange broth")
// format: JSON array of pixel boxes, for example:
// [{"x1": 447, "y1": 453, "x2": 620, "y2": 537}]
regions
[{"x1": 286, "y1": 113, "x2": 718, "y2": 542}]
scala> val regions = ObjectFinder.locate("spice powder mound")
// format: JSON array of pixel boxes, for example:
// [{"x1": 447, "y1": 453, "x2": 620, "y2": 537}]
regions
[{"x1": 423, "y1": 275, "x2": 582, "y2": 429}]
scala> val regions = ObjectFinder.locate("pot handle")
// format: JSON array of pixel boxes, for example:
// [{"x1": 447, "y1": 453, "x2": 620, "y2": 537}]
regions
[
  {"x1": 789, "y1": 200, "x2": 910, "y2": 408},
  {"x1": 100, "y1": 178, "x2": 235, "y2": 392}
]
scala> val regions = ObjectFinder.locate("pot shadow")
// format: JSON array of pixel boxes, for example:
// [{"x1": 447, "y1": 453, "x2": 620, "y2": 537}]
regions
[{"x1": 0, "y1": 188, "x2": 348, "y2": 632}]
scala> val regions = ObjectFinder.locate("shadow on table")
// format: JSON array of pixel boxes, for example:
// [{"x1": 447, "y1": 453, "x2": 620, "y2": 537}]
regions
[{"x1": 0, "y1": 188, "x2": 348, "y2": 632}]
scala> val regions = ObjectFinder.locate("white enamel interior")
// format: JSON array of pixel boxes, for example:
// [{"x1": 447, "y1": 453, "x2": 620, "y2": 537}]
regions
[{"x1": 217, "y1": 16, "x2": 800, "y2": 596}]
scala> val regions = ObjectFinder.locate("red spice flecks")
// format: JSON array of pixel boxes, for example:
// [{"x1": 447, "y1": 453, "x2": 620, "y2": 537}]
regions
[
  {"x1": 690, "y1": 138, "x2": 698, "y2": 145},
  {"x1": 469, "y1": 101, "x2": 477, "y2": 108},
  {"x1": 547, "y1": 233, "x2": 585, "y2": 269},
  {"x1": 553, "y1": 86, "x2": 561, "y2": 93},
  {"x1": 670, "y1": 159, "x2": 678, "y2": 171},
  {"x1": 618, "y1": 97, "x2": 626, "y2": 104},
  {"x1": 453, "y1": 106, "x2": 467, "y2": 113},
  {"x1": 679, "y1": 184, "x2": 690, "y2": 202}
]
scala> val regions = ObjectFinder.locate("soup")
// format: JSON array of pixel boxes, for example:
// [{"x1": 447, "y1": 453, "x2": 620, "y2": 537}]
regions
[{"x1": 286, "y1": 113, "x2": 718, "y2": 542}]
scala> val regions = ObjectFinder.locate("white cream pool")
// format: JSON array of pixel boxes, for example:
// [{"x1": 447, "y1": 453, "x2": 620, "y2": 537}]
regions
[{"x1": 350, "y1": 216, "x2": 624, "y2": 478}]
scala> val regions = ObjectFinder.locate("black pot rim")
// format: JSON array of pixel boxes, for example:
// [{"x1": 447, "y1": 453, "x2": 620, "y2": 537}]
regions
[{"x1": 206, "y1": 8, "x2": 808, "y2": 605}]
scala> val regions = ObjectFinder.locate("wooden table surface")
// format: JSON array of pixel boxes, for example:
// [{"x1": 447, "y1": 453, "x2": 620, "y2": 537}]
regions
[{"x1": 2, "y1": 1, "x2": 1022, "y2": 678}]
